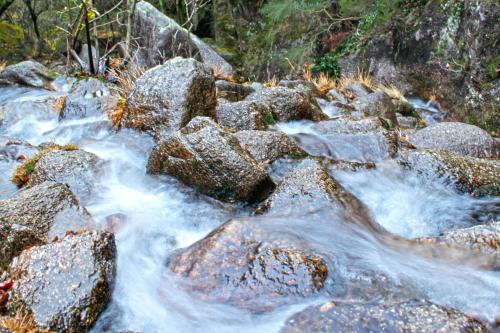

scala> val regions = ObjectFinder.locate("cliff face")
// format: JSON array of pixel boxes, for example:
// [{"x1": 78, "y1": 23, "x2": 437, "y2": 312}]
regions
[
  {"x1": 349, "y1": 0, "x2": 499, "y2": 132},
  {"x1": 207, "y1": 0, "x2": 498, "y2": 132}
]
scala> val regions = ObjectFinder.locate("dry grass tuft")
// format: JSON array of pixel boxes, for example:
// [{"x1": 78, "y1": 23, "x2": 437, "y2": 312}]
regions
[
  {"x1": 212, "y1": 66, "x2": 237, "y2": 83},
  {"x1": 52, "y1": 96, "x2": 67, "y2": 114},
  {"x1": 0, "y1": 62, "x2": 6, "y2": 72},
  {"x1": 107, "y1": 98, "x2": 126, "y2": 129},
  {"x1": 11, "y1": 144, "x2": 78, "y2": 186},
  {"x1": 312, "y1": 72, "x2": 337, "y2": 94},
  {"x1": 376, "y1": 84, "x2": 408, "y2": 102},
  {"x1": 1, "y1": 311, "x2": 54, "y2": 333},
  {"x1": 108, "y1": 65, "x2": 145, "y2": 100},
  {"x1": 263, "y1": 76, "x2": 278, "y2": 88}
]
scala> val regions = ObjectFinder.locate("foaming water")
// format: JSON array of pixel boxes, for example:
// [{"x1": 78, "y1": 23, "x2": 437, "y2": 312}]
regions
[{"x1": 1, "y1": 86, "x2": 499, "y2": 331}]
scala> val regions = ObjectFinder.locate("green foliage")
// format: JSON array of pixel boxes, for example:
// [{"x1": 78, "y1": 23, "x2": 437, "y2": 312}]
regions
[
  {"x1": 0, "y1": 21, "x2": 24, "y2": 61},
  {"x1": 487, "y1": 56, "x2": 500, "y2": 80},
  {"x1": 312, "y1": 54, "x2": 340, "y2": 78}
]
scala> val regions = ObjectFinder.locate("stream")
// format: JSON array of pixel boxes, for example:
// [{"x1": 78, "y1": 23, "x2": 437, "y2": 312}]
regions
[{"x1": 0, "y1": 85, "x2": 499, "y2": 332}]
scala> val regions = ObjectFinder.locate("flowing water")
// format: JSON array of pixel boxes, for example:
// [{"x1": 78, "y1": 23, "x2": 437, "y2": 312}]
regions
[{"x1": 0, "y1": 87, "x2": 499, "y2": 332}]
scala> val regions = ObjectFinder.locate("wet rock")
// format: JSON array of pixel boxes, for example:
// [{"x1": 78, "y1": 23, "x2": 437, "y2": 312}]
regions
[
  {"x1": 0, "y1": 181, "x2": 93, "y2": 271},
  {"x1": 401, "y1": 149, "x2": 500, "y2": 197},
  {"x1": 168, "y1": 217, "x2": 328, "y2": 312},
  {"x1": 59, "y1": 78, "x2": 117, "y2": 120},
  {"x1": 278, "y1": 80, "x2": 320, "y2": 97},
  {"x1": 26, "y1": 149, "x2": 102, "y2": 201},
  {"x1": 133, "y1": 1, "x2": 233, "y2": 75},
  {"x1": 0, "y1": 137, "x2": 38, "y2": 161},
  {"x1": 215, "y1": 80, "x2": 254, "y2": 102},
  {"x1": 0, "y1": 61, "x2": 55, "y2": 89},
  {"x1": 408, "y1": 122, "x2": 498, "y2": 158},
  {"x1": 257, "y1": 159, "x2": 374, "y2": 227},
  {"x1": 417, "y1": 222, "x2": 500, "y2": 257},
  {"x1": 397, "y1": 115, "x2": 418, "y2": 129},
  {"x1": 8, "y1": 231, "x2": 116, "y2": 332},
  {"x1": 216, "y1": 99, "x2": 272, "y2": 131},
  {"x1": 309, "y1": 117, "x2": 399, "y2": 161},
  {"x1": 123, "y1": 57, "x2": 216, "y2": 135},
  {"x1": 352, "y1": 91, "x2": 398, "y2": 126},
  {"x1": 345, "y1": 82, "x2": 372, "y2": 97},
  {"x1": 280, "y1": 299, "x2": 489, "y2": 333},
  {"x1": 326, "y1": 88, "x2": 348, "y2": 104},
  {"x1": 148, "y1": 117, "x2": 275, "y2": 202},
  {"x1": 234, "y1": 130, "x2": 307, "y2": 163},
  {"x1": 246, "y1": 86, "x2": 327, "y2": 122}
]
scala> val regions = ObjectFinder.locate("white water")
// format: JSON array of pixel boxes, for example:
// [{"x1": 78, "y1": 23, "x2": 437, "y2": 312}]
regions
[{"x1": 1, "y1": 86, "x2": 499, "y2": 332}]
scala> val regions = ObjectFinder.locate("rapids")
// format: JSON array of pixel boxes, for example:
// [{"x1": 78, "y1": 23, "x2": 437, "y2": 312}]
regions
[{"x1": 0, "y1": 87, "x2": 499, "y2": 332}]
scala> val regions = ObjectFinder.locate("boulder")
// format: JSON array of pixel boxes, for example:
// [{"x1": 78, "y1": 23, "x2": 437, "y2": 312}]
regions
[
  {"x1": 234, "y1": 130, "x2": 307, "y2": 163},
  {"x1": 257, "y1": 159, "x2": 375, "y2": 230},
  {"x1": 401, "y1": 149, "x2": 500, "y2": 197},
  {"x1": 246, "y1": 86, "x2": 327, "y2": 122},
  {"x1": 306, "y1": 117, "x2": 399, "y2": 161},
  {"x1": 417, "y1": 222, "x2": 500, "y2": 257},
  {"x1": 280, "y1": 299, "x2": 489, "y2": 333},
  {"x1": 123, "y1": 57, "x2": 216, "y2": 135},
  {"x1": 148, "y1": 117, "x2": 275, "y2": 202},
  {"x1": 326, "y1": 88, "x2": 348, "y2": 104},
  {"x1": 352, "y1": 91, "x2": 398, "y2": 126},
  {"x1": 215, "y1": 80, "x2": 254, "y2": 102},
  {"x1": 216, "y1": 99, "x2": 272, "y2": 131},
  {"x1": 278, "y1": 80, "x2": 320, "y2": 97},
  {"x1": 397, "y1": 115, "x2": 418, "y2": 129},
  {"x1": 0, "y1": 61, "x2": 55, "y2": 89},
  {"x1": 8, "y1": 231, "x2": 116, "y2": 332},
  {"x1": 0, "y1": 181, "x2": 93, "y2": 271},
  {"x1": 59, "y1": 78, "x2": 117, "y2": 120},
  {"x1": 345, "y1": 82, "x2": 372, "y2": 97},
  {"x1": 25, "y1": 149, "x2": 102, "y2": 201},
  {"x1": 168, "y1": 217, "x2": 328, "y2": 312},
  {"x1": 132, "y1": 1, "x2": 233, "y2": 75},
  {"x1": 407, "y1": 122, "x2": 498, "y2": 158}
]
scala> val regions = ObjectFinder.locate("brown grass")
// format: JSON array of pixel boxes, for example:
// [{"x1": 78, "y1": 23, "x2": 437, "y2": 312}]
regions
[
  {"x1": 0, "y1": 62, "x2": 6, "y2": 72},
  {"x1": 212, "y1": 65, "x2": 237, "y2": 83},
  {"x1": 263, "y1": 76, "x2": 278, "y2": 88},
  {"x1": 52, "y1": 96, "x2": 67, "y2": 114},
  {"x1": 1, "y1": 311, "x2": 54, "y2": 333}
]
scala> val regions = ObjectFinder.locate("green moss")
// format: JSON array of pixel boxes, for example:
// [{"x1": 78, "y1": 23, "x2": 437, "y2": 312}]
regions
[
  {"x1": 487, "y1": 56, "x2": 500, "y2": 80},
  {"x1": 263, "y1": 112, "x2": 277, "y2": 127}
]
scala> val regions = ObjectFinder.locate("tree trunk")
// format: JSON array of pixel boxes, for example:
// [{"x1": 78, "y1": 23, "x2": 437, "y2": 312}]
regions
[
  {"x1": 125, "y1": 0, "x2": 137, "y2": 58},
  {"x1": 0, "y1": 0, "x2": 15, "y2": 18},
  {"x1": 82, "y1": 3, "x2": 95, "y2": 74}
]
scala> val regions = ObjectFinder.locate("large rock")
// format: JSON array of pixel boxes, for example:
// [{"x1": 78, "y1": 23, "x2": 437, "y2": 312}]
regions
[
  {"x1": 280, "y1": 299, "x2": 489, "y2": 333},
  {"x1": 123, "y1": 57, "x2": 216, "y2": 135},
  {"x1": 25, "y1": 149, "x2": 102, "y2": 201},
  {"x1": 132, "y1": 1, "x2": 233, "y2": 75},
  {"x1": 352, "y1": 91, "x2": 398, "y2": 126},
  {"x1": 168, "y1": 217, "x2": 328, "y2": 312},
  {"x1": 0, "y1": 181, "x2": 93, "y2": 271},
  {"x1": 401, "y1": 149, "x2": 500, "y2": 197},
  {"x1": 0, "y1": 61, "x2": 55, "y2": 89},
  {"x1": 407, "y1": 122, "x2": 498, "y2": 158},
  {"x1": 256, "y1": 159, "x2": 376, "y2": 232},
  {"x1": 246, "y1": 86, "x2": 327, "y2": 122},
  {"x1": 8, "y1": 231, "x2": 116, "y2": 332},
  {"x1": 234, "y1": 130, "x2": 307, "y2": 163},
  {"x1": 59, "y1": 78, "x2": 117, "y2": 120},
  {"x1": 216, "y1": 99, "x2": 272, "y2": 131},
  {"x1": 303, "y1": 117, "x2": 399, "y2": 161},
  {"x1": 215, "y1": 80, "x2": 255, "y2": 102},
  {"x1": 148, "y1": 117, "x2": 275, "y2": 202},
  {"x1": 417, "y1": 222, "x2": 500, "y2": 257}
]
